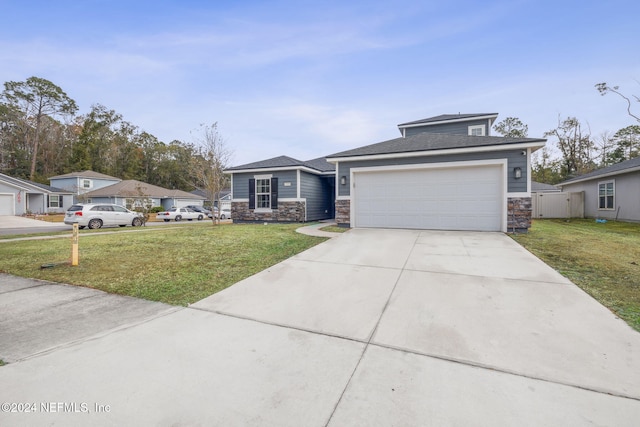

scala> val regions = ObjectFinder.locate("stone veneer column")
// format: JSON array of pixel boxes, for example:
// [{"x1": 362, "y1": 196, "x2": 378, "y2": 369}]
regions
[
  {"x1": 507, "y1": 197, "x2": 532, "y2": 233},
  {"x1": 335, "y1": 199, "x2": 350, "y2": 227}
]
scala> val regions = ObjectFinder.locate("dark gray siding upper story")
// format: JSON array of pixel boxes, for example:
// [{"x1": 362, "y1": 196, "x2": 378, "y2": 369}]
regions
[
  {"x1": 300, "y1": 172, "x2": 334, "y2": 221},
  {"x1": 232, "y1": 170, "x2": 298, "y2": 199},
  {"x1": 336, "y1": 150, "x2": 528, "y2": 197},
  {"x1": 403, "y1": 119, "x2": 492, "y2": 137}
]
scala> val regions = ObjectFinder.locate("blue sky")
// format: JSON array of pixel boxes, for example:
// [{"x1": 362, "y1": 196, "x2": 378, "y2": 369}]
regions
[{"x1": 1, "y1": 0, "x2": 638, "y2": 165}]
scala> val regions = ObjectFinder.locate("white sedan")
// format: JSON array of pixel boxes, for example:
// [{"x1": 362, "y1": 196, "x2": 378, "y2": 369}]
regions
[{"x1": 156, "y1": 207, "x2": 205, "y2": 222}]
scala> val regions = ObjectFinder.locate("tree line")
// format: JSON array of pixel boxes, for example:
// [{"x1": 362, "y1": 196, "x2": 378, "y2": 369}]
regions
[
  {"x1": 494, "y1": 82, "x2": 639, "y2": 184},
  {"x1": 2, "y1": 76, "x2": 638, "y2": 189},
  {"x1": 0, "y1": 76, "x2": 216, "y2": 191}
]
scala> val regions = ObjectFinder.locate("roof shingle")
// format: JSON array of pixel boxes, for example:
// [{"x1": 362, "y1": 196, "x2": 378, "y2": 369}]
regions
[{"x1": 326, "y1": 132, "x2": 545, "y2": 159}]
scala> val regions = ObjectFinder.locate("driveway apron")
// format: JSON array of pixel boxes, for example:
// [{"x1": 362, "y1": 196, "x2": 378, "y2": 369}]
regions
[{"x1": 1, "y1": 228, "x2": 639, "y2": 426}]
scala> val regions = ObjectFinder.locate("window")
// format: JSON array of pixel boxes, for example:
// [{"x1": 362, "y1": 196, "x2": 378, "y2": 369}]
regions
[
  {"x1": 256, "y1": 178, "x2": 271, "y2": 208},
  {"x1": 598, "y1": 181, "x2": 615, "y2": 210},
  {"x1": 49, "y1": 195, "x2": 60, "y2": 208},
  {"x1": 248, "y1": 177, "x2": 278, "y2": 210},
  {"x1": 468, "y1": 125, "x2": 485, "y2": 136},
  {"x1": 82, "y1": 179, "x2": 91, "y2": 189}
]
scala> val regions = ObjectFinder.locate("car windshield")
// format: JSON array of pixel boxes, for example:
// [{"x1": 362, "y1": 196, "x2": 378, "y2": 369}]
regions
[{"x1": 67, "y1": 205, "x2": 83, "y2": 212}]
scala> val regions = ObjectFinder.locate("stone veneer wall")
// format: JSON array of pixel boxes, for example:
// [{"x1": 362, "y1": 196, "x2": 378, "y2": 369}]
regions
[
  {"x1": 335, "y1": 199, "x2": 350, "y2": 227},
  {"x1": 507, "y1": 197, "x2": 532, "y2": 233},
  {"x1": 232, "y1": 201, "x2": 306, "y2": 222}
]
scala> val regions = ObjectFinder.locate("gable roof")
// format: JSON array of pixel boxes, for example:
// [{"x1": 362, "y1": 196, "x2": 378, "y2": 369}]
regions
[
  {"x1": 84, "y1": 180, "x2": 202, "y2": 199},
  {"x1": 326, "y1": 132, "x2": 546, "y2": 160},
  {"x1": 226, "y1": 155, "x2": 335, "y2": 173},
  {"x1": 49, "y1": 170, "x2": 121, "y2": 181},
  {"x1": 560, "y1": 156, "x2": 640, "y2": 186},
  {"x1": 0, "y1": 173, "x2": 71, "y2": 194},
  {"x1": 398, "y1": 113, "x2": 499, "y2": 128}
]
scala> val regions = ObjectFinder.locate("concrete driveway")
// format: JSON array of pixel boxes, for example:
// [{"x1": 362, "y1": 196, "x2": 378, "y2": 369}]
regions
[{"x1": 1, "y1": 228, "x2": 639, "y2": 426}]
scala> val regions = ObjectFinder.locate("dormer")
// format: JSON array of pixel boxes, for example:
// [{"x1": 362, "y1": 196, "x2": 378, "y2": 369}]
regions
[{"x1": 397, "y1": 113, "x2": 499, "y2": 138}]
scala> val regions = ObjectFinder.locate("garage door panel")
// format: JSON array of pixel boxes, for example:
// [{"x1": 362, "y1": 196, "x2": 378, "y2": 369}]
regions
[
  {"x1": 354, "y1": 165, "x2": 503, "y2": 232},
  {"x1": 0, "y1": 194, "x2": 14, "y2": 215}
]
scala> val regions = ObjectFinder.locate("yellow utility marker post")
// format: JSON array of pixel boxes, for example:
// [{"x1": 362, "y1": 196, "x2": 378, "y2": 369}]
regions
[{"x1": 71, "y1": 223, "x2": 79, "y2": 266}]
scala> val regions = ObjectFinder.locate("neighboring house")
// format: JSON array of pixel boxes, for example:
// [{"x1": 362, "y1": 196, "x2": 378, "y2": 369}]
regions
[
  {"x1": 225, "y1": 113, "x2": 546, "y2": 232},
  {"x1": 49, "y1": 170, "x2": 121, "y2": 202},
  {"x1": 226, "y1": 156, "x2": 336, "y2": 222},
  {"x1": 0, "y1": 173, "x2": 74, "y2": 215},
  {"x1": 82, "y1": 180, "x2": 205, "y2": 210},
  {"x1": 559, "y1": 156, "x2": 640, "y2": 222},
  {"x1": 191, "y1": 188, "x2": 232, "y2": 210},
  {"x1": 531, "y1": 181, "x2": 560, "y2": 193}
]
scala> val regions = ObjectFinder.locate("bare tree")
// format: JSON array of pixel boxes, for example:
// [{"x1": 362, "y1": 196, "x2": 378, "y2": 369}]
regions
[
  {"x1": 596, "y1": 81, "x2": 640, "y2": 124},
  {"x1": 192, "y1": 123, "x2": 233, "y2": 225},
  {"x1": 124, "y1": 183, "x2": 153, "y2": 226},
  {"x1": 594, "y1": 130, "x2": 616, "y2": 166},
  {"x1": 544, "y1": 116, "x2": 595, "y2": 179}
]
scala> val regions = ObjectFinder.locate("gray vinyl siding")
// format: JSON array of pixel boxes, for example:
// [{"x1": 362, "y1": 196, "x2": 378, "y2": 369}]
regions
[
  {"x1": 300, "y1": 172, "x2": 334, "y2": 220},
  {"x1": 337, "y1": 150, "x2": 527, "y2": 197},
  {"x1": 403, "y1": 119, "x2": 492, "y2": 137},
  {"x1": 49, "y1": 177, "x2": 78, "y2": 192},
  {"x1": 232, "y1": 170, "x2": 298, "y2": 199},
  {"x1": 561, "y1": 171, "x2": 640, "y2": 222}
]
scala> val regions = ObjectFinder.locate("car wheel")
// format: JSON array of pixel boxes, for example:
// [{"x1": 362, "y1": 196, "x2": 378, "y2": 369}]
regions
[
  {"x1": 88, "y1": 219, "x2": 103, "y2": 229},
  {"x1": 79, "y1": 226, "x2": 86, "y2": 230},
  {"x1": 221, "y1": 214, "x2": 226, "y2": 219},
  {"x1": 175, "y1": 215, "x2": 182, "y2": 221},
  {"x1": 163, "y1": 219, "x2": 170, "y2": 222},
  {"x1": 197, "y1": 215, "x2": 203, "y2": 220},
  {"x1": 132, "y1": 217, "x2": 142, "y2": 227}
]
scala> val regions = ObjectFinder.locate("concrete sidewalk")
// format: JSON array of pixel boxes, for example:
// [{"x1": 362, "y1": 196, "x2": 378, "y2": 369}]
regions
[{"x1": 1, "y1": 229, "x2": 639, "y2": 426}]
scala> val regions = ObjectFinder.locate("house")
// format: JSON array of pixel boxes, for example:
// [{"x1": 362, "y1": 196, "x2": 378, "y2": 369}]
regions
[
  {"x1": 226, "y1": 156, "x2": 335, "y2": 222},
  {"x1": 559, "y1": 156, "x2": 640, "y2": 222},
  {"x1": 225, "y1": 113, "x2": 546, "y2": 232},
  {"x1": 191, "y1": 188, "x2": 232, "y2": 210},
  {"x1": 0, "y1": 173, "x2": 74, "y2": 215},
  {"x1": 49, "y1": 170, "x2": 121, "y2": 203},
  {"x1": 82, "y1": 179, "x2": 205, "y2": 210}
]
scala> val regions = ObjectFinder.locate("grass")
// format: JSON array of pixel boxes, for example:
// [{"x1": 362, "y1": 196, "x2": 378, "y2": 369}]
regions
[
  {"x1": 319, "y1": 225, "x2": 349, "y2": 233},
  {"x1": 0, "y1": 223, "x2": 327, "y2": 306},
  {"x1": 511, "y1": 219, "x2": 640, "y2": 332}
]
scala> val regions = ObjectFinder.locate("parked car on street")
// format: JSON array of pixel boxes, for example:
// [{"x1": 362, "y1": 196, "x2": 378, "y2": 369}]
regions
[
  {"x1": 64, "y1": 203, "x2": 143, "y2": 229},
  {"x1": 184, "y1": 205, "x2": 211, "y2": 215},
  {"x1": 156, "y1": 207, "x2": 204, "y2": 222},
  {"x1": 207, "y1": 207, "x2": 231, "y2": 219}
]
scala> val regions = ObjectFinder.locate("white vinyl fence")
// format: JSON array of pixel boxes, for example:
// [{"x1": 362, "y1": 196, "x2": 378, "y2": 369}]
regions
[{"x1": 532, "y1": 192, "x2": 584, "y2": 219}]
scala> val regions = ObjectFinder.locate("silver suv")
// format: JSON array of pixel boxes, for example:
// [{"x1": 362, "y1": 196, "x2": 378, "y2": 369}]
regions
[{"x1": 64, "y1": 203, "x2": 143, "y2": 229}]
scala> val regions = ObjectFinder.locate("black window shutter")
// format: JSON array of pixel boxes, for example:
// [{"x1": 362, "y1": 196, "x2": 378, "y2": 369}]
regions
[
  {"x1": 271, "y1": 177, "x2": 278, "y2": 209},
  {"x1": 248, "y1": 179, "x2": 255, "y2": 209}
]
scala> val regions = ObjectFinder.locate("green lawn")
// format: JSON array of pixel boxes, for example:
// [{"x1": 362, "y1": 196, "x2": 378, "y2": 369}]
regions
[
  {"x1": 511, "y1": 219, "x2": 640, "y2": 332},
  {"x1": 0, "y1": 223, "x2": 327, "y2": 306}
]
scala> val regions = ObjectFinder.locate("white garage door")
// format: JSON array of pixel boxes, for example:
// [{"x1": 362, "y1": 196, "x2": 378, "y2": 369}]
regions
[
  {"x1": 0, "y1": 194, "x2": 14, "y2": 215},
  {"x1": 353, "y1": 164, "x2": 503, "y2": 231}
]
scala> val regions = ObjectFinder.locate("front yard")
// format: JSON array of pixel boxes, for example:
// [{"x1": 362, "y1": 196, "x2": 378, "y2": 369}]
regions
[
  {"x1": 512, "y1": 219, "x2": 640, "y2": 332},
  {"x1": 0, "y1": 223, "x2": 326, "y2": 306}
]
